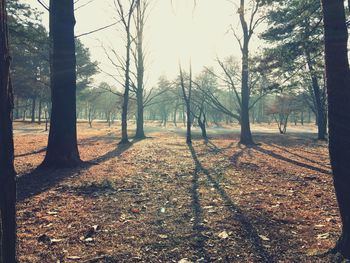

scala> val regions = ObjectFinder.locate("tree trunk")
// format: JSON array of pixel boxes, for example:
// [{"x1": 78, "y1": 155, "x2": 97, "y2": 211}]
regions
[
  {"x1": 41, "y1": 0, "x2": 81, "y2": 168},
  {"x1": 38, "y1": 99, "x2": 42, "y2": 125},
  {"x1": 31, "y1": 96, "x2": 36, "y2": 123},
  {"x1": 240, "y1": 45, "x2": 254, "y2": 145},
  {"x1": 134, "y1": 1, "x2": 145, "y2": 139},
  {"x1": 0, "y1": 1, "x2": 17, "y2": 261},
  {"x1": 301, "y1": 110, "x2": 304, "y2": 125},
  {"x1": 45, "y1": 108, "x2": 48, "y2": 131},
  {"x1": 135, "y1": 90, "x2": 145, "y2": 138},
  {"x1": 120, "y1": 30, "x2": 132, "y2": 144},
  {"x1": 306, "y1": 52, "x2": 327, "y2": 140},
  {"x1": 198, "y1": 112, "x2": 207, "y2": 141},
  {"x1": 322, "y1": 0, "x2": 350, "y2": 258},
  {"x1": 14, "y1": 96, "x2": 19, "y2": 119},
  {"x1": 186, "y1": 102, "x2": 192, "y2": 144}
]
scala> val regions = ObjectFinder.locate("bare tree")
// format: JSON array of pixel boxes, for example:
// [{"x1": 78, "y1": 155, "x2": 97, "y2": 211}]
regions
[
  {"x1": 201, "y1": 59, "x2": 269, "y2": 127},
  {"x1": 0, "y1": 0, "x2": 16, "y2": 261},
  {"x1": 233, "y1": 0, "x2": 265, "y2": 144},
  {"x1": 179, "y1": 65, "x2": 192, "y2": 144},
  {"x1": 114, "y1": 0, "x2": 137, "y2": 144},
  {"x1": 132, "y1": 0, "x2": 149, "y2": 139}
]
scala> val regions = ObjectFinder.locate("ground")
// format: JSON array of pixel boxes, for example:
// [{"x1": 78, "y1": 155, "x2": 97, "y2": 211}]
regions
[{"x1": 15, "y1": 121, "x2": 340, "y2": 262}]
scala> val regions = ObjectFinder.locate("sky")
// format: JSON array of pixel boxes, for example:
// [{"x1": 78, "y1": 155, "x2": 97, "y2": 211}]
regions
[{"x1": 26, "y1": 0, "x2": 265, "y2": 90}]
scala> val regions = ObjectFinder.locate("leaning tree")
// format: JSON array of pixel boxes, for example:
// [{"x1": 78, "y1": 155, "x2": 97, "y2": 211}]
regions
[
  {"x1": 41, "y1": 0, "x2": 81, "y2": 167},
  {"x1": 0, "y1": 0, "x2": 17, "y2": 261},
  {"x1": 321, "y1": 0, "x2": 350, "y2": 258}
]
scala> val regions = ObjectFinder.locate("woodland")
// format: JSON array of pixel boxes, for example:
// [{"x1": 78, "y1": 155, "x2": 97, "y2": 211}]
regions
[{"x1": 1, "y1": 0, "x2": 350, "y2": 262}]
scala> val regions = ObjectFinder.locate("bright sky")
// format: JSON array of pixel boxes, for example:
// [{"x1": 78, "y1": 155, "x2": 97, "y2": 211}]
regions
[{"x1": 26, "y1": 0, "x2": 264, "y2": 90}]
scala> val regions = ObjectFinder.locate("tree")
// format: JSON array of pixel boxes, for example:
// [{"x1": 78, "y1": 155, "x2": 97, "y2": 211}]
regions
[
  {"x1": 233, "y1": 0, "x2": 265, "y2": 144},
  {"x1": 266, "y1": 94, "x2": 300, "y2": 134},
  {"x1": 146, "y1": 76, "x2": 174, "y2": 126},
  {"x1": 321, "y1": 0, "x2": 350, "y2": 258},
  {"x1": 191, "y1": 69, "x2": 219, "y2": 141},
  {"x1": 41, "y1": 0, "x2": 81, "y2": 167},
  {"x1": 0, "y1": 0, "x2": 17, "y2": 261},
  {"x1": 76, "y1": 40, "x2": 98, "y2": 94},
  {"x1": 133, "y1": 0, "x2": 149, "y2": 139},
  {"x1": 202, "y1": 58, "x2": 274, "y2": 130},
  {"x1": 262, "y1": 0, "x2": 327, "y2": 140},
  {"x1": 114, "y1": 0, "x2": 138, "y2": 144},
  {"x1": 179, "y1": 65, "x2": 192, "y2": 144}
]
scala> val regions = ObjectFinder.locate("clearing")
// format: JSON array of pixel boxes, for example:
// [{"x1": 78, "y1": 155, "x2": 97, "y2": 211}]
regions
[{"x1": 15, "y1": 122, "x2": 338, "y2": 262}]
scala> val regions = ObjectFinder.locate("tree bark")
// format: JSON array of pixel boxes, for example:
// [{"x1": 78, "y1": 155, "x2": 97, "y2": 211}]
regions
[
  {"x1": 41, "y1": 0, "x2": 81, "y2": 168},
  {"x1": 0, "y1": 1, "x2": 17, "y2": 261},
  {"x1": 240, "y1": 44, "x2": 254, "y2": 144},
  {"x1": 135, "y1": 89, "x2": 145, "y2": 138},
  {"x1": 322, "y1": 0, "x2": 350, "y2": 258}
]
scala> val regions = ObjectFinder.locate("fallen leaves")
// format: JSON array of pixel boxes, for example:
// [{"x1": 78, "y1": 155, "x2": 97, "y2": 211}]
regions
[
  {"x1": 218, "y1": 230, "x2": 229, "y2": 239},
  {"x1": 15, "y1": 123, "x2": 339, "y2": 262}
]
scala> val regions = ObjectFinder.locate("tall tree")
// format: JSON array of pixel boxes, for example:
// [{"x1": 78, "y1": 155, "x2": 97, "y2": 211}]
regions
[
  {"x1": 0, "y1": 0, "x2": 17, "y2": 261},
  {"x1": 321, "y1": 0, "x2": 350, "y2": 258},
  {"x1": 41, "y1": 0, "x2": 81, "y2": 167},
  {"x1": 115, "y1": 0, "x2": 137, "y2": 144},
  {"x1": 133, "y1": 0, "x2": 148, "y2": 139},
  {"x1": 235, "y1": 0, "x2": 264, "y2": 144}
]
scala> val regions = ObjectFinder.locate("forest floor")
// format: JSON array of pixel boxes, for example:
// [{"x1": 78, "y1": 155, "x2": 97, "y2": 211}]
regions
[{"x1": 14, "y1": 121, "x2": 340, "y2": 263}]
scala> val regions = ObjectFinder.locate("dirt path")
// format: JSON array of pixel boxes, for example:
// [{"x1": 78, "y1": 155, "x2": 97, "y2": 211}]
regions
[{"x1": 15, "y1": 125, "x2": 338, "y2": 262}]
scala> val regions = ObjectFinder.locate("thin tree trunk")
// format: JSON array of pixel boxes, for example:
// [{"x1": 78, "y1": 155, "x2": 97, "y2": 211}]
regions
[
  {"x1": 135, "y1": 90, "x2": 145, "y2": 138},
  {"x1": 45, "y1": 108, "x2": 48, "y2": 131},
  {"x1": 198, "y1": 111, "x2": 207, "y2": 141},
  {"x1": 135, "y1": 1, "x2": 146, "y2": 139},
  {"x1": 0, "y1": 1, "x2": 17, "y2": 261},
  {"x1": 38, "y1": 99, "x2": 42, "y2": 125},
  {"x1": 306, "y1": 51, "x2": 327, "y2": 140},
  {"x1": 41, "y1": 0, "x2": 81, "y2": 168},
  {"x1": 173, "y1": 104, "x2": 178, "y2": 127},
  {"x1": 31, "y1": 96, "x2": 36, "y2": 123},
  {"x1": 322, "y1": 0, "x2": 350, "y2": 258}
]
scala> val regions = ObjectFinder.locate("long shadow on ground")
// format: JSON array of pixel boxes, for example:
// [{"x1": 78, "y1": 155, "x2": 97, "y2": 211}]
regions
[
  {"x1": 266, "y1": 143, "x2": 330, "y2": 170},
  {"x1": 190, "y1": 146, "x2": 211, "y2": 262},
  {"x1": 188, "y1": 143, "x2": 276, "y2": 263},
  {"x1": 17, "y1": 139, "x2": 141, "y2": 202},
  {"x1": 253, "y1": 145, "x2": 331, "y2": 175}
]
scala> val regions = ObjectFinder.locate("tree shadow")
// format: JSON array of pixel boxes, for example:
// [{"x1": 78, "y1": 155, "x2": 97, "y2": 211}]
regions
[
  {"x1": 188, "y1": 144, "x2": 275, "y2": 263},
  {"x1": 17, "y1": 139, "x2": 141, "y2": 202},
  {"x1": 230, "y1": 144, "x2": 247, "y2": 167},
  {"x1": 15, "y1": 147, "x2": 47, "y2": 158},
  {"x1": 190, "y1": 146, "x2": 210, "y2": 262},
  {"x1": 267, "y1": 143, "x2": 330, "y2": 170},
  {"x1": 205, "y1": 140, "x2": 234, "y2": 156},
  {"x1": 14, "y1": 135, "x2": 115, "y2": 159},
  {"x1": 253, "y1": 145, "x2": 331, "y2": 175}
]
